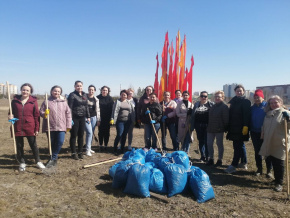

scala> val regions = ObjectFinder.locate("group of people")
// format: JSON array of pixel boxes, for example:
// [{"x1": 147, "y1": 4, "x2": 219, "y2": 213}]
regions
[{"x1": 8, "y1": 82, "x2": 290, "y2": 192}]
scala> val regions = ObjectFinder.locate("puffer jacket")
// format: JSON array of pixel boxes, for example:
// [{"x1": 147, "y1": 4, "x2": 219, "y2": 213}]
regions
[
  {"x1": 207, "y1": 101, "x2": 229, "y2": 133},
  {"x1": 40, "y1": 96, "x2": 72, "y2": 132},
  {"x1": 68, "y1": 91, "x2": 90, "y2": 118},
  {"x1": 141, "y1": 102, "x2": 162, "y2": 124},
  {"x1": 11, "y1": 95, "x2": 40, "y2": 136},
  {"x1": 250, "y1": 101, "x2": 267, "y2": 133},
  {"x1": 97, "y1": 94, "x2": 114, "y2": 123}
]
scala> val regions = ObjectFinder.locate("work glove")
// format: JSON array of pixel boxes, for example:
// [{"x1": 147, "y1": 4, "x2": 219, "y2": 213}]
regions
[
  {"x1": 282, "y1": 111, "x2": 290, "y2": 121},
  {"x1": 66, "y1": 128, "x2": 71, "y2": 132},
  {"x1": 150, "y1": 120, "x2": 156, "y2": 124},
  {"x1": 44, "y1": 109, "x2": 50, "y2": 119},
  {"x1": 8, "y1": 118, "x2": 19, "y2": 124},
  {"x1": 161, "y1": 115, "x2": 167, "y2": 122},
  {"x1": 110, "y1": 119, "x2": 114, "y2": 125},
  {"x1": 242, "y1": 126, "x2": 248, "y2": 135},
  {"x1": 145, "y1": 110, "x2": 150, "y2": 115}
]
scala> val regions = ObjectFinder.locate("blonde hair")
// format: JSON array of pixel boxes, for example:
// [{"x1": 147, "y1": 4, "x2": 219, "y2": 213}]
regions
[
  {"x1": 127, "y1": 88, "x2": 134, "y2": 93},
  {"x1": 214, "y1": 90, "x2": 225, "y2": 98},
  {"x1": 264, "y1": 95, "x2": 285, "y2": 112}
]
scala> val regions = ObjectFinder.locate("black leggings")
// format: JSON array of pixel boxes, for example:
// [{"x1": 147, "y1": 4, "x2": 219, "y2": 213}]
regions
[
  {"x1": 98, "y1": 122, "x2": 110, "y2": 146},
  {"x1": 16, "y1": 136, "x2": 40, "y2": 163},
  {"x1": 70, "y1": 116, "x2": 86, "y2": 154},
  {"x1": 267, "y1": 156, "x2": 285, "y2": 185}
]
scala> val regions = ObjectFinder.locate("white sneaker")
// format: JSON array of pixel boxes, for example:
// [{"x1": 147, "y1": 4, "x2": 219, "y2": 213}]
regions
[
  {"x1": 19, "y1": 163, "x2": 26, "y2": 172},
  {"x1": 238, "y1": 163, "x2": 248, "y2": 170},
  {"x1": 36, "y1": 162, "x2": 46, "y2": 169},
  {"x1": 90, "y1": 150, "x2": 95, "y2": 154},
  {"x1": 86, "y1": 151, "x2": 92, "y2": 156},
  {"x1": 224, "y1": 165, "x2": 236, "y2": 174},
  {"x1": 128, "y1": 145, "x2": 132, "y2": 151}
]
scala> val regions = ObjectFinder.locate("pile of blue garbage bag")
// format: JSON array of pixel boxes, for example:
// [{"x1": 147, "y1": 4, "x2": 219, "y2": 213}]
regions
[{"x1": 109, "y1": 148, "x2": 215, "y2": 203}]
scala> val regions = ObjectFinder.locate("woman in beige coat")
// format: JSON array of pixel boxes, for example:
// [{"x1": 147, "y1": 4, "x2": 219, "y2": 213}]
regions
[{"x1": 259, "y1": 95, "x2": 290, "y2": 192}]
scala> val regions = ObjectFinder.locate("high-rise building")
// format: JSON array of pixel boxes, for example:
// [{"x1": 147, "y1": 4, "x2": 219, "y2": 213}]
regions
[
  {"x1": 256, "y1": 84, "x2": 290, "y2": 104},
  {"x1": 223, "y1": 83, "x2": 238, "y2": 98},
  {"x1": 0, "y1": 83, "x2": 18, "y2": 96}
]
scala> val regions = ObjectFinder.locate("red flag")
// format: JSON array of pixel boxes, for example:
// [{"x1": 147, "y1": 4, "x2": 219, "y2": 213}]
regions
[
  {"x1": 160, "y1": 32, "x2": 169, "y2": 100},
  {"x1": 168, "y1": 41, "x2": 174, "y2": 96},
  {"x1": 179, "y1": 43, "x2": 184, "y2": 91},
  {"x1": 175, "y1": 32, "x2": 180, "y2": 91},
  {"x1": 188, "y1": 55, "x2": 194, "y2": 102},
  {"x1": 183, "y1": 67, "x2": 188, "y2": 92},
  {"x1": 154, "y1": 53, "x2": 159, "y2": 98}
]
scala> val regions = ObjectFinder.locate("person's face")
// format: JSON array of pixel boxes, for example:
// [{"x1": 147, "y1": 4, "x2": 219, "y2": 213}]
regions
[
  {"x1": 175, "y1": 91, "x2": 181, "y2": 99},
  {"x1": 127, "y1": 91, "x2": 133, "y2": 99},
  {"x1": 21, "y1": 86, "x2": 31, "y2": 98},
  {"x1": 254, "y1": 96, "x2": 263, "y2": 105},
  {"x1": 270, "y1": 98, "x2": 281, "y2": 110},
  {"x1": 200, "y1": 93, "x2": 208, "y2": 103},
  {"x1": 75, "y1": 82, "x2": 83, "y2": 93},
  {"x1": 163, "y1": 92, "x2": 170, "y2": 101},
  {"x1": 52, "y1": 88, "x2": 61, "y2": 99},
  {"x1": 88, "y1": 87, "x2": 95, "y2": 96},
  {"x1": 120, "y1": 92, "x2": 127, "y2": 101},
  {"x1": 102, "y1": 87, "x2": 108, "y2": 96},
  {"x1": 146, "y1": 87, "x2": 153, "y2": 96},
  {"x1": 214, "y1": 93, "x2": 223, "y2": 104},
  {"x1": 183, "y1": 93, "x2": 189, "y2": 100},
  {"x1": 235, "y1": 88, "x2": 244, "y2": 97},
  {"x1": 150, "y1": 94, "x2": 157, "y2": 103}
]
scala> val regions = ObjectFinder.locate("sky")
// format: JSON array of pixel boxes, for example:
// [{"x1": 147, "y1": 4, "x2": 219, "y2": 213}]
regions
[{"x1": 0, "y1": 0, "x2": 289, "y2": 96}]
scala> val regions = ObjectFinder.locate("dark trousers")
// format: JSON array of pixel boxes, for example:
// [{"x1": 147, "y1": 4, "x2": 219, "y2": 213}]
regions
[
  {"x1": 16, "y1": 136, "x2": 40, "y2": 163},
  {"x1": 267, "y1": 156, "x2": 284, "y2": 185},
  {"x1": 114, "y1": 120, "x2": 131, "y2": 151},
  {"x1": 250, "y1": 131, "x2": 272, "y2": 171},
  {"x1": 98, "y1": 122, "x2": 110, "y2": 146},
  {"x1": 231, "y1": 139, "x2": 247, "y2": 167},
  {"x1": 70, "y1": 116, "x2": 86, "y2": 154},
  {"x1": 161, "y1": 122, "x2": 179, "y2": 150},
  {"x1": 50, "y1": 131, "x2": 66, "y2": 160},
  {"x1": 194, "y1": 122, "x2": 208, "y2": 159}
]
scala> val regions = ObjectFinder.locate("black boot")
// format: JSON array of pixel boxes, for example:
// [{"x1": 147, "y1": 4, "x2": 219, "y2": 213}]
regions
[
  {"x1": 78, "y1": 153, "x2": 83, "y2": 159},
  {"x1": 72, "y1": 153, "x2": 79, "y2": 160}
]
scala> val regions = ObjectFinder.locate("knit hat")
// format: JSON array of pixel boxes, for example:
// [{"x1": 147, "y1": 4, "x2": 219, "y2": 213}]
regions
[{"x1": 254, "y1": 89, "x2": 264, "y2": 98}]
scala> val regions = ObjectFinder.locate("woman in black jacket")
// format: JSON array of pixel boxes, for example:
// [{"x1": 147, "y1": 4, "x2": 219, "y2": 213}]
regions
[
  {"x1": 68, "y1": 81, "x2": 90, "y2": 160},
  {"x1": 97, "y1": 86, "x2": 114, "y2": 151},
  {"x1": 225, "y1": 84, "x2": 251, "y2": 173}
]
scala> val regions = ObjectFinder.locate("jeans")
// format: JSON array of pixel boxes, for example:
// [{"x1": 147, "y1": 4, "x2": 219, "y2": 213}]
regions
[
  {"x1": 114, "y1": 120, "x2": 131, "y2": 151},
  {"x1": 181, "y1": 132, "x2": 191, "y2": 153},
  {"x1": 267, "y1": 156, "x2": 284, "y2": 185},
  {"x1": 85, "y1": 116, "x2": 97, "y2": 151},
  {"x1": 127, "y1": 121, "x2": 134, "y2": 146},
  {"x1": 194, "y1": 122, "x2": 208, "y2": 159},
  {"x1": 207, "y1": 132, "x2": 224, "y2": 160},
  {"x1": 144, "y1": 123, "x2": 160, "y2": 149},
  {"x1": 250, "y1": 131, "x2": 272, "y2": 171},
  {"x1": 161, "y1": 122, "x2": 179, "y2": 150},
  {"x1": 231, "y1": 140, "x2": 247, "y2": 167},
  {"x1": 16, "y1": 136, "x2": 40, "y2": 163},
  {"x1": 50, "y1": 131, "x2": 66, "y2": 160},
  {"x1": 70, "y1": 116, "x2": 86, "y2": 154}
]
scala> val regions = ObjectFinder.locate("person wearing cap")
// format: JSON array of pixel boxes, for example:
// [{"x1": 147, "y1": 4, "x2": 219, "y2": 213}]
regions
[{"x1": 250, "y1": 89, "x2": 272, "y2": 177}]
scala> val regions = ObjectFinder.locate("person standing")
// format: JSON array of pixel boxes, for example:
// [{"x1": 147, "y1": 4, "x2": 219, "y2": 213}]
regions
[
  {"x1": 191, "y1": 91, "x2": 213, "y2": 162},
  {"x1": 8, "y1": 83, "x2": 45, "y2": 171},
  {"x1": 68, "y1": 81, "x2": 90, "y2": 160},
  {"x1": 40, "y1": 85, "x2": 72, "y2": 167},
  {"x1": 206, "y1": 91, "x2": 229, "y2": 166},
  {"x1": 173, "y1": 89, "x2": 183, "y2": 144},
  {"x1": 126, "y1": 88, "x2": 138, "y2": 150},
  {"x1": 85, "y1": 85, "x2": 100, "y2": 156},
  {"x1": 97, "y1": 86, "x2": 114, "y2": 151},
  {"x1": 259, "y1": 95, "x2": 290, "y2": 192},
  {"x1": 225, "y1": 84, "x2": 251, "y2": 173}
]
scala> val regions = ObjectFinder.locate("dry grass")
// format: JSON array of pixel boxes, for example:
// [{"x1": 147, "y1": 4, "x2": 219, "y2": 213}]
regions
[{"x1": 0, "y1": 99, "x2": 289, "y2": 217}]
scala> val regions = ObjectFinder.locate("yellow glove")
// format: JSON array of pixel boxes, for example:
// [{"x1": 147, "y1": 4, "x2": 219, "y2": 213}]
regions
[
  {"x1": 66, "y1": 128, "x2": 71, "y2": 133},
  {"x1": 44, "y1": 109, "x2": 50, "y2": 119},
  {"x1": 110, "y1": 119, "x2": 114, "y2": 125},
  {"x1": 242, "y1": 126, "x2": 248, "y2": 135}
]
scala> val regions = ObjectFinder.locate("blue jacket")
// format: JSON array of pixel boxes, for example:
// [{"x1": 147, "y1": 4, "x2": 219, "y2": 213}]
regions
[{"x1": 250, "y1": 101, "x2": 267, "y2": 133}]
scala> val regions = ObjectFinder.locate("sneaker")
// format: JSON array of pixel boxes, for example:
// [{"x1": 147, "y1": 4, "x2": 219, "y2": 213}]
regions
[
  {"x1": 128, "y1": 145, "x2": 132, "y2": 151},
  {"x1": 215, "y1": 159, "x2": 223, "y2": 167},
  {"x1": 19, "y1": 163, "x2": 26, "y2": 172},
  {"x1": 255, "y1": 169, "x2": 262, "y2": 176},
  {"x1": 36, "y1": 162, "x2": 46, "y2": 169},
  {"x1": 206, "y1": 159, "x2": 214, "y2": 166},
  {"x1": 200, "y1": 156, "x2": 206, "y2": 163},
  {"x1": 86, "y1": 151, "x2": 92, "y2": 156},
  {"x1": 266, "y1": 170, "x2": 274, "y2": 179},
  {"x1": 78, "y1": 153, "x2": 83, "y2": 159},
  {"x1": 46, "y1": 160, "x2": 57, "y2": 168},
  {"x1": 72, "y1": 153, "x2": 79, "y2": 160},
  {"x1": 237, "y1": 163, "x2": 248, "y2": 170},
  {"x1": 224, "y1": 165, "x2": 236, "y2": 174},
  {"x1": 274, "y1": 184, "x2": 283, "y2": 192},
  {"x1": 90, "y1": 150, "x2": 95, "y2": 154}
]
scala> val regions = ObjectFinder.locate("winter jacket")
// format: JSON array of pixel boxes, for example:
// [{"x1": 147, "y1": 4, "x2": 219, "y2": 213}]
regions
[
  {"x1": 190, "y1": 101, "x2": 214, "y2": 131},
  {"x1": 88, "y1": 96, "x2": 101, "y2": 121},
  {"x1": 137, "y1": 93, "x2": 159, "y2": 121},
  {"x1": 207, "y1": 101, "x2": 229, "y2": 133},
  {"x1": 40, "y1": 96, "x2": 72, "y2": 132},
  {"x1": 250, "y1": 101, "x2": 267, "y2": 133},
  {"x1": 176, "y1": 100, "x2": 193, "y2": 143},
  {"x1": 111, "y1": 99, "x2": 135, "y2": 123},
  {"x1": 226, "y1": 96, "x2": 251, "y2": 141},
  {"x1": 129, "y1": 97, "x2": 138, "y2": 123},
  {"x1": 160, "y1": 100, "x2": 177, "y2": 124},
  {"x1": 11, "y1": 95, "x2": 40, "y2": 136},
  {"x1": 141, "y1": 102, "x2": 162, "y2": 124},
  {"x1": 97, "y1": 94, "x2": 114, "y2": 123},
  {"x1": 259, "y1": 108, "x2": 290, "y2": 160},
  {"x1": 68, "y1": 91, "x2": 90, "y2": 118}
]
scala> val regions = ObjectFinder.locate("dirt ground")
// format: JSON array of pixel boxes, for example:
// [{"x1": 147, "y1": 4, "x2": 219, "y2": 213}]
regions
[{"x1": 0, "y1": 99, "x2": 289, "y2": 217}]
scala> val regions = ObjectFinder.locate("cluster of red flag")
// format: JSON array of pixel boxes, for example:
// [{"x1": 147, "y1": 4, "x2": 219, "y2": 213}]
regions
[{"x1": 154, "y1": 31, "x2": 194, "y2": 102}]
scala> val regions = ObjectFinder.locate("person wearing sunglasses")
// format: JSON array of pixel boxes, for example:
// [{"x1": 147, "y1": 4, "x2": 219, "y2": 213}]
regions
[{"x1": 190, "y1": 91, "x2": 214, "y2": 162}]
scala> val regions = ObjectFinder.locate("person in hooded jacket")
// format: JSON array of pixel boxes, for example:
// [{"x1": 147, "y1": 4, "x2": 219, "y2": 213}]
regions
[
  {"x1": 97, "y1": 86, "x2": 114, "y2": 151},
  {"x1": 8, "y1": 83, "x2": 45, "y2": 171},
  {"x1": 225, "y1": 84, "x2": 251, "y2": 174}
]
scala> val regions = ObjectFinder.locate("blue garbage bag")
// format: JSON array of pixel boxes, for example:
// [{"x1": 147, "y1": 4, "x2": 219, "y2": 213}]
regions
[
  {"x1": 112, "y1": 160, "x2": 133, "y2": 189},
  {"x1": 131, "y1": 153, "x2": 145, "y2": 164},
  {"x1": 189, "y1": 167, "x2": 215, "y2": 203},
  {"x1": 149, "y1": 168, "x2": 167, "y2": 194},
  {"x1": 124, "y1": 164, "x2": 151, "y2": 197},
  {"x1": 172, "y1": 151, "x2": 190, "y2": 170},
  {"x1": 135, "y1": 148, "x2": 147, "y2": 158},
  {"x1": 147, "y1": 148, "x2": 156, "y2": 155},
  {"x1": 144, "y1": 162, "x2": 155, "y2": 170},
  {"x1": 154, "y1": 157, "x2": 171, "y2": 172},
  {"x1": 164, "y1": 163, "x2": 187, "y2": 197},
  {"x1": 145, "y1": 152, "x2": 161, "y2": 163},
  {"x1": 165, "y1": 152, "x2": 172, "y2": 159},
  {"x1": 109, "y1": 161, "x2": 123, "y2": 178},
  {"x1": 122, "y1": 148, "x2": 136, "y2": 160}
]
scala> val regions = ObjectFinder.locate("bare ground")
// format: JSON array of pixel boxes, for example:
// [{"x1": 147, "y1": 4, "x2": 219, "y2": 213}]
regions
[{"x1": 0, "y1": 99, "x2": 289, "y2": 217}]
